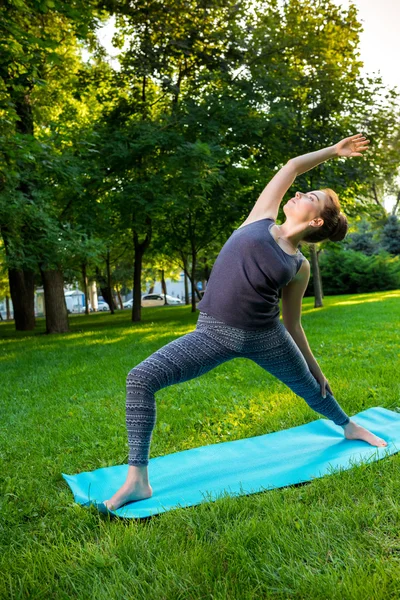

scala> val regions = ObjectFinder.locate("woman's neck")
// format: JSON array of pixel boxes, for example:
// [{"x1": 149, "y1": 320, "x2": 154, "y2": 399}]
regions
[{"x1": 274, "y1": 222, "x2": 303, "y2": 250}]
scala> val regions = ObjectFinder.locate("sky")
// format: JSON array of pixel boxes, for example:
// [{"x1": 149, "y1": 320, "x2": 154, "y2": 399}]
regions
[
  {"x1": 87, "y1": 0, "x2": 399, "y2": 212},
  {"x1": 331, "y1": 0, "x2": 400, "y2": 94}
]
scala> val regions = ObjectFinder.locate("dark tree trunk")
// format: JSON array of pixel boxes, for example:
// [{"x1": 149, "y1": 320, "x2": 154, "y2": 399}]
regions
[
  {"x1": 179, "y1": 252, "x2": 201, "y2": 306},
  {"x1": 6, "y1": 295, "x2": 11, "y2": 320},
  {"x1": 161, "y1": 269, "x2": 168, "y2": 304},
  {"x1": 8, "y1": 268, "x2": 36, "y2": 330},
  {"x1": 132, "y1": 215, "x2": 152, "y2": 323},
  {"x1": 39, "y1": 268, "x2": 69, "y2": 334},
  {"x1": 7, "y1": 81, "x2": 37, "y2": 330},
  {"x1": 99, "y1": 285, "x2": 112, "y2": 308},
  {"x1": 316, "y1": 249, "x2": 324, "y2": 299},
  {"x1": 188, "y1": 255, "x2": 202, "y2": 310},
  {"x1": 310, "y1": 244, "x2": 323, "y2": 308},
  {"x1": 95, "y1": 265, "x2": 115, "y2": 312},
  {"x1": 105, "y1": 249, "x2": 116, "y2": 314},
  {"x1": 132, "y1": 247, "x2": 145, "y2": 322},
  {"x1": 191, "y1": 251, "x2": 197, "y2": 312},
  {"x1": 201, "y1": 256, "x2": 209, "y2": 294}
]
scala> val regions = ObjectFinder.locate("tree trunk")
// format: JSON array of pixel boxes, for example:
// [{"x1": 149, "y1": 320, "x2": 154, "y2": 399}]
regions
[
  {"x1": 148, "y1": 280, "x2": 155, "y2": 293},
  {"x1": 191, "y1": 248, "x2": 197, "y2": 312},
  {"x1": 8, "y1": 268, "x2": 36, "y2": 330},
  {"x1": 105, "y1": 249, "x2": 116, "y2": 314},
  {"x1": 89, "y1": 281, "x2": 98, "y2": 311},
  {"x1": 316, "y1": 249, "x2": 324, "y2": 299},
  {"x1": 132, "y1": 248, "x2": 144, "y2": 322},
  {"x1": 310, "y1": 244, "x2": 323, "y2": 308},
  {"x1": 6, "y1": 294, "x2": 11, "y2": 320},
  {"x1": 82, "y1": 263, "x2": 89, "y2": 315},
  {"x1": 161, "y1": 268, "x2": 168, "y2": 304},
  {"x1": 179, "y1": 251, "x2": 201, "y2": 307},
  {"x1": 95, "y1": 264, "x2": 115, "y2": 311},
  {"x1": 116, "y1": 284, "x2": 123, "y2": 309},
  {"x1": 201, "y1": 256, "x2": 209, "y2": 294},
  {"x1": 40, "y1": 267, "x2": 69, "y2": 334},
  {"x1": 132, "y1": 215, "x2": 152, "y2": 323},
  {"x1": 99, "y1": 285, "x2": 112, "y2": 308},
  {"x1": 5, "y1": 78, "x2": 36, "y2": 330},
  {"x1": 183, "y1": 256, "x2": 189, "y2": 304}
]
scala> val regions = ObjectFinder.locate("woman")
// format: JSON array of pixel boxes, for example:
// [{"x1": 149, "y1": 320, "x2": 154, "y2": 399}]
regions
[{"x1": 103, "y1": 133, "x2": 387, "y2": 511}]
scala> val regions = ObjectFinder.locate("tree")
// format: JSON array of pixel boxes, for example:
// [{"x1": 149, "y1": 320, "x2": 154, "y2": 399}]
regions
[
  {"x1": 345, "y1": 217, "x2": 379, "y2": 256},
  {"x1": 0, "y1": 0, "x2": 110, "y2": 332},
  {"x1": 380, "y1": 215, "x2": 400, "y2": 256}
]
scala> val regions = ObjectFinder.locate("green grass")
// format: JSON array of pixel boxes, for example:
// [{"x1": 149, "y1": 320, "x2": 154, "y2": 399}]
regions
[{"x1": 1, "y1": 291, "x2": 400, "y2": 599}]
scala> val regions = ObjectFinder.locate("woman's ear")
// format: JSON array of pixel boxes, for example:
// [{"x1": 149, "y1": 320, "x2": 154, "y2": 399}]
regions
[{"x1": 309, "y1": 217, "x2": 324, "y2": 228}]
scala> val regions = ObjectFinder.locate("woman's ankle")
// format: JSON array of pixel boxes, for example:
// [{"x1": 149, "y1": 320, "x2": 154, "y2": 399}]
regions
[{"x1": 127, "y1": 464, "x2": 149, "y2": 484}]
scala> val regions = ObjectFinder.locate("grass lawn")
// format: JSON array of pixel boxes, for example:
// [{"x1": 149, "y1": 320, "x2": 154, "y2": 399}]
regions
[{"x1": 1, "y1": 290, "x2": 400, "y2": 599}]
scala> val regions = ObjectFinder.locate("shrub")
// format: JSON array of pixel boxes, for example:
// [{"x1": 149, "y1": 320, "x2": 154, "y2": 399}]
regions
[{"x1": 305, "y1": 247, "x2": 400, "y2": 296}]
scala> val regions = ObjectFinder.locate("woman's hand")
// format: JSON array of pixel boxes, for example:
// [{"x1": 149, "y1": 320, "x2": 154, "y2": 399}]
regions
[
  {"x1": 334, "y1": 133, "x2": 370, "y2": 158},
  {"x1": 310, "y1": 366, "x2": 333, "y2": 399}
]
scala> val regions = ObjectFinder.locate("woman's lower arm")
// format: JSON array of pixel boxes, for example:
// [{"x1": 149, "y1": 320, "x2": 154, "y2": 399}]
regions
[
  {"x1": 286, "y1": 324, "x2": 321, "y2": 373},
  {"x1": 289, "y1": 144, "x2": 338, "y2": 176}
]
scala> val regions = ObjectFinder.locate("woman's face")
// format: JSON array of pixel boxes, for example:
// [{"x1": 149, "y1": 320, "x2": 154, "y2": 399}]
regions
[{"x1": 284, "y1": 190, "x2": 326, "y2": 221}]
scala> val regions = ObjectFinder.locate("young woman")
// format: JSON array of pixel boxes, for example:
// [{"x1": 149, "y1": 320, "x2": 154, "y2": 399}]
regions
[{"x1": 103, "y1": 133, "x2": 387, "y2": 511}]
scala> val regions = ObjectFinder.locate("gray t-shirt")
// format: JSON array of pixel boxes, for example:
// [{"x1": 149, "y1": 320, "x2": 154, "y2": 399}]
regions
[{"x1": 197, "y1": 217, "x2": 305, "y2": 330}]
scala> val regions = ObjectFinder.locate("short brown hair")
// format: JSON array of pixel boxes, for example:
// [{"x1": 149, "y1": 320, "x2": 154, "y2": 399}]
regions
[{"x1": 302, "y1": 187, "x2": 348, "y2": 243}]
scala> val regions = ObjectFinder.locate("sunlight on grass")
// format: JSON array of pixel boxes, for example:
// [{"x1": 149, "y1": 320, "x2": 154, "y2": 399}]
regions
[{"x1": 330, "y1": 291, "x2": 400, "y2": 306}]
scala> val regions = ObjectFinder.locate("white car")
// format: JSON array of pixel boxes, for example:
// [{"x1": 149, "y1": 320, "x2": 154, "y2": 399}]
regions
[
  {"x1": 141, "y1": 293, "x2": 183, "y2": 307},
  {"x1": 122, "y1": 299, "x2": 134, "y2": 309},
  {"x1": 97, "y1": 301, "x2": 111, "y2": 311}
]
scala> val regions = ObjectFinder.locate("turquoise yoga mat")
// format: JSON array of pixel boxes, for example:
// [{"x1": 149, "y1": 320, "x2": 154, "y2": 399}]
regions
[{"x1": 62, "y1": 406, "x2": 400, "y2": 519}]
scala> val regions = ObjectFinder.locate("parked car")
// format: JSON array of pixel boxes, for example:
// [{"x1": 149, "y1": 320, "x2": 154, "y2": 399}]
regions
[
  {"x1": 122, "y1": 298, "x2": 134, "y2": 309},
  {"x1": 97, "y1": 300, "x2": 111, "y2": 311},
  {"x1": 141, "y1": 293, "x2": 183, "y2": 307}
]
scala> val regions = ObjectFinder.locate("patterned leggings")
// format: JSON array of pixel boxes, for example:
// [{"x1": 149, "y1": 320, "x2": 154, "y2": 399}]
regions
[{"x1": 126, "y1": 311, "x2": 350, "y2": 466}]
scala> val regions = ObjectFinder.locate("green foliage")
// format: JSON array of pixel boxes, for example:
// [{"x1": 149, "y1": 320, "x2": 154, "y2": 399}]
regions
[
  {"x1": 308, "y1": 247, "x2": 400, "y2": 295},
  {"x1": 0, "y1": 0, "x2": 113, "y2": 280},
  {"x1": 344, "y1": 217, "x2": 379, "y2": 256},
  {"x1": 380, "y1": 214, "x2": 400, "y2": 255}
]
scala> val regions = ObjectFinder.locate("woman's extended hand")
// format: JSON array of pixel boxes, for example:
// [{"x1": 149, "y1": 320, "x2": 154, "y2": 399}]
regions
[
  {"x1": 334, "y1": 133, "x2": 370, "y2": 157},
  {"x1": 310, "y1": 366, "x2": 333, "y2": 399}
]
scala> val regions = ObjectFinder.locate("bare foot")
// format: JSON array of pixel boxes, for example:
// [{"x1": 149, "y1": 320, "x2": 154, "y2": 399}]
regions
[
  {"x1": 343, "y1": 420, "x2": 388, "y2": 447},
  {"x1": 102, "y1": 480, "x2": 153, "y2": 511}
]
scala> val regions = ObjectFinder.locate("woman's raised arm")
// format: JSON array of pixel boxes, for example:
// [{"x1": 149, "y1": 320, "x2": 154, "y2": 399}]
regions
[
  {"x1": 288, "y1": 144, "x2": 338, "y2": 176},
  {"x1": 290, "y1": 133, "x2": 370, "y2": 175},
  {"x1": 247, "y1": 133, "x2": 369, "y2": 220}
]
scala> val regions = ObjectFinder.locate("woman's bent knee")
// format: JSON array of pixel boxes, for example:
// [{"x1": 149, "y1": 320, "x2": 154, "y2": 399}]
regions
[{"x1": 126, "y1": 364, "x2": 160, "y2": 396}]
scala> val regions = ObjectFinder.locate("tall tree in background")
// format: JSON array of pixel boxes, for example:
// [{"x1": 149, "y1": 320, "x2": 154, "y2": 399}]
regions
[{"x1": 0, "y1": 0, "x2": 111, "y2": 332}]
